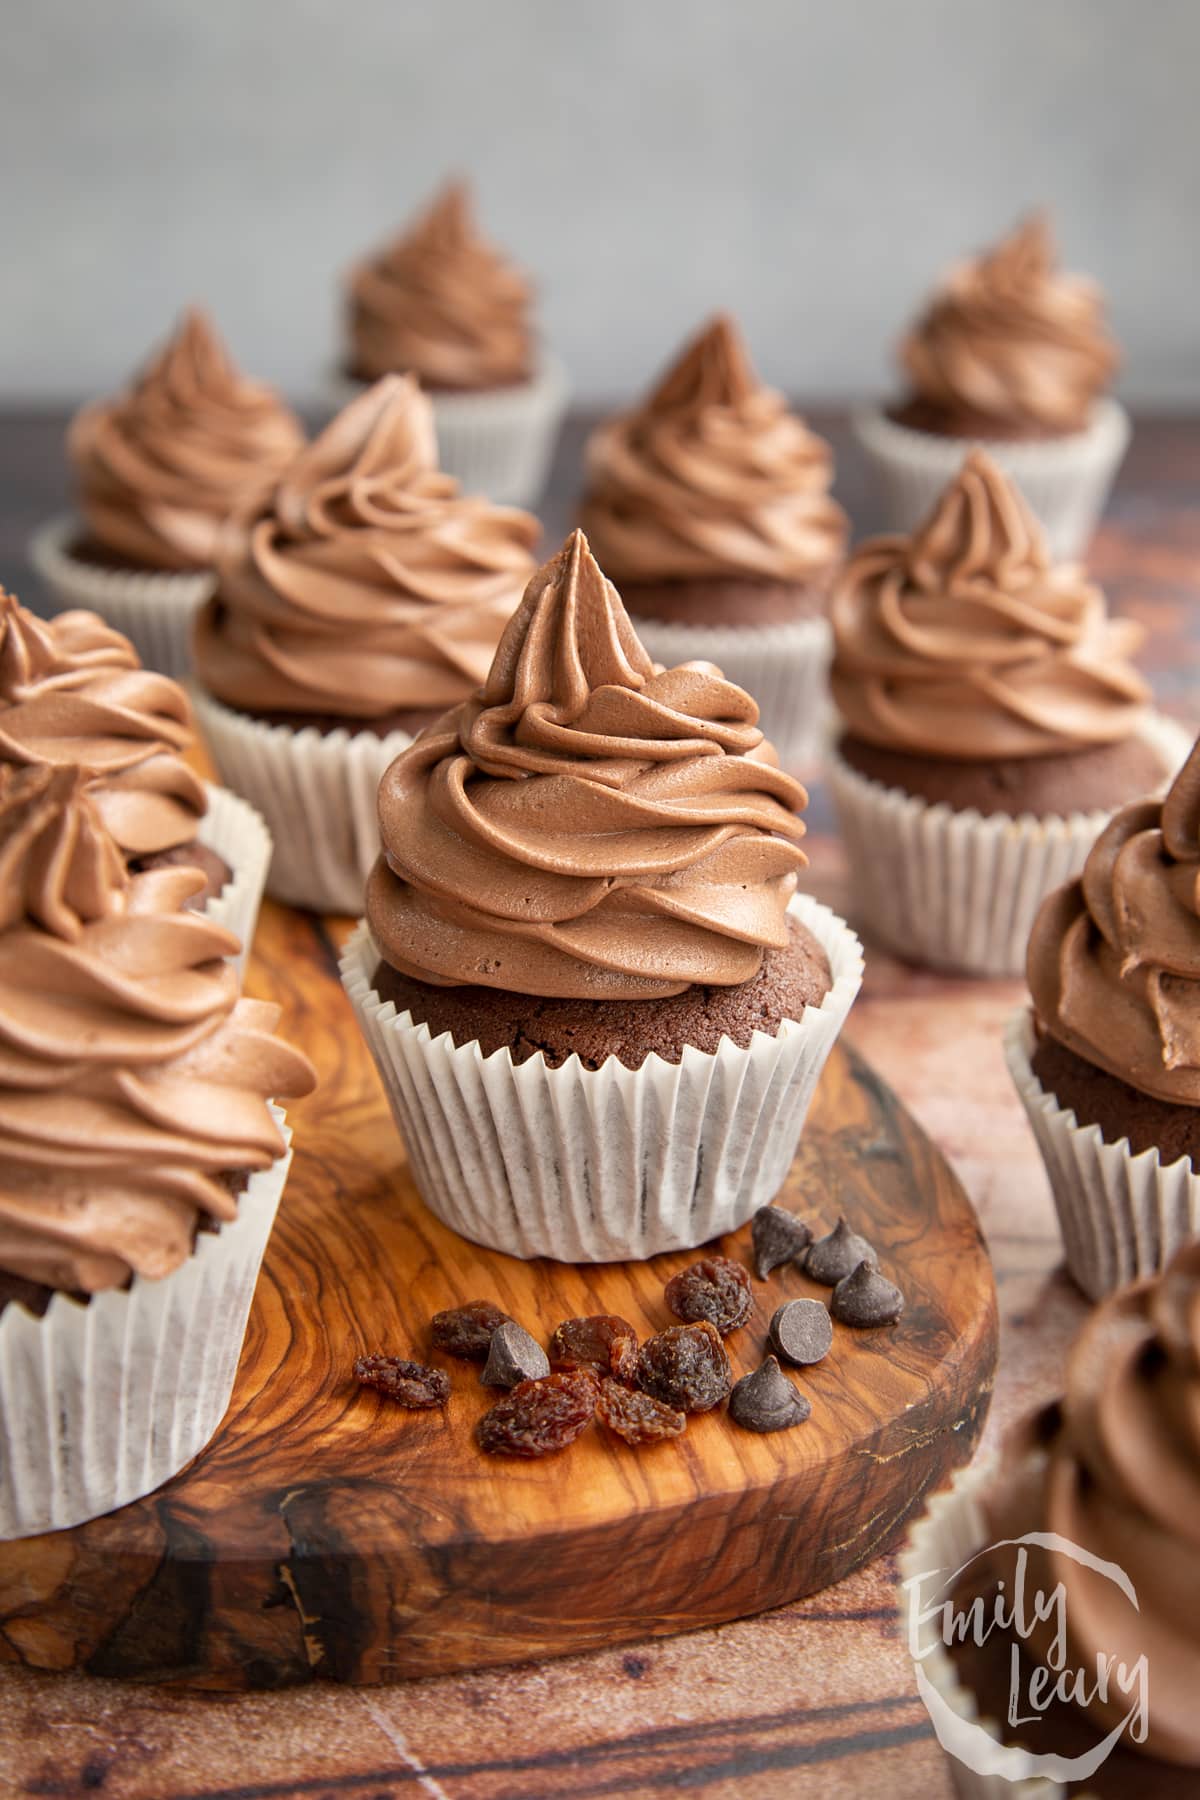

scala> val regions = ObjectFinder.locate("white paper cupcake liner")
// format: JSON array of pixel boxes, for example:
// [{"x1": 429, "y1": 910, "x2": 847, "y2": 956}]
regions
[
  {"x1": 851, "y1": 400, "x2": 1131, "y2": 560},
  {"x1": 340, "y1": 893, "x2": 863, "y2": 1262},
  {"x1": 0, "y1": 1114, "x2": 293, "y2": 1540},
  {"x1": 193, "y1": 689, "x2": 412, "y2": 915},
  {"x1": 1004, "y1": 1009, "x2": 1200, "y2": 1302},
  {"x1": 827, "y1": 715, "x2": 1190, "y2": 979},
  {"x1": 29, "y1": 514, "x2": 215, "y2": 682},
  {"x1": 325, "y1": 352, "x2": 569, "y2": 506},
  {"x1": 631, "y1": 614, "x2": 833, "y2": 767},
  {"x1": 195, "y1": 781, "x2": 272, "y2": 972}
]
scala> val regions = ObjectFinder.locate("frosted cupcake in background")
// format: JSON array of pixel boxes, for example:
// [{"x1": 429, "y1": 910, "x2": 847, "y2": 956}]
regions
[
  {"x1": 580, "y1": 314, "x2": 847, "y2": 765},
  {"x1": 827, "y1": 451, "x2": 1186, "y2": 977},
  {"x1": 339, "y1": 178, "x2": 568, "y2": 504},
  {"x1": 853, "y1": 213, "x2": 1128, "y2": 557},
  {"x1": 193, "y1": 374, "x2": 540, "y2": 913},
  {"x1": 0, "y1": 764, "x2": 316, "y2": 1539},
  {"x1": 30, "y1": 310, "x2": 304, "y2": 679},
  {"x1": 0, "y1": 587, "x2": 270, "y2": 965},
  {"x1": 341, "y1": 528, "x2": 862, "y2": 1262},
  {"x1": 1006, "y1": 736, "x2": 1200, "y2": 1299}
]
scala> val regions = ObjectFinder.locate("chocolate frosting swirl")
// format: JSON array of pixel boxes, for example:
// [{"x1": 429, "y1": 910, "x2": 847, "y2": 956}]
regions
[
  {"x1": 346, "y1": 180, "x2": 535, "y2": 390},
  {"x1": 1028, "y1": 737, "x2": 1200, "y2": 1102},
  {"x1": 193, "y1": 377, "x2": 540, "y2": 718},
  {"x1": 368, "y1": 530, "x2": 809, "y2": 998},
  {"x1": 830, "y1": 451, "x2": 1149, "y2": 759},
  {"x1": 0, "y1": 589, "x2": 206, "y2": 856},
  {"x1": 580, "y1": 315, "x2": 847, "y2": 583},
  {"x1": 900, "y1": 213, "x2": 1119, "y2": 433},
  {"x1": 0, "y1": 764, "x2": 316, "y2": 1293},
  {"x1": 69, "y1": 309, "x2": 304, "y2": 571}
]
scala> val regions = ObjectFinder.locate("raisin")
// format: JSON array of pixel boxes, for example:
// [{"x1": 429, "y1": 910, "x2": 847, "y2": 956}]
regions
[
  {"x1": 635, "y1": 1321, "x2": 731, "y2": 1413},
  {"x1": 596, "y1": 1377, "x2": 686, "y2": 1446},
  {"x1": 431, "y1": 1300, "x2": 512, "y2": 1360},
  {"x1": 548, "y1": 1314, "x2": 639, "y2": 1382},
  {"x1": 664, "y1": 1255, "x2": 753, "y2": 1335},
  {"x1": 353, "y1": 1354, "x2": 450, "y2": 1410},
  {"x1": 476, "y1": 1371, "x2": 599, "y2": 1458}
]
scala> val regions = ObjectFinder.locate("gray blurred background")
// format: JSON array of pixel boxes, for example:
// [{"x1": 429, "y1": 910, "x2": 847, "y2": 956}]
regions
[{"x1": 2, "y1": 0, "x2": 1198, "y2": 408}]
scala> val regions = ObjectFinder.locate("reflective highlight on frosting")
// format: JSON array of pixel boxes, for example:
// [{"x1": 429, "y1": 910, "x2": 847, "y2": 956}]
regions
[
  {"x1": 346, "y1": 180, "x2": 534, "y2": 390},
  {"x1": 581, "y1": 315, "x2": 847, "y2": 583},
  {"x1": 68, "y1": 309, "x2": 304, "y2": 571},
  {"x1": 1028, "y1": 737, "x2": 1200, "y2": 1103},
  {"x1": 830, "y1": 451, "x2": 1149, "y2": 759},
  {"x1": 900, "y1": 213, "x2": 1119, "y2": 433},
  {"x1": 193, "y1": 376, "x2": 540, "y2": 718},
  {"x1": 368, "y1": 529, "x2": 809, "y2": 998}
]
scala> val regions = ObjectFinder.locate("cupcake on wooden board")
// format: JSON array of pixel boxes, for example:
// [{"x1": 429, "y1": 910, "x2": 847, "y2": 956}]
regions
[
  {"x1": 339, "y1": 178, "x2": 568, "y2": 504},
  {"x1": 901, "y1": 1241, "x2": 1200, "y2": 1792},
  {"x1": 341, "y1": 528, "x2": 862, "y2": 1262},
  {"x1": 0, "y1": 587, "x2": 270, "y2": 965},
  {"x1": 30, "y1": 310, "x2": 304, "y2": 680},
  {"x1": 828, "y1": 451, "x2": 1186, "y2": 977},
  {"x1": 854, "y1": 213, "x2": 1128, "y2": 557},
  {"x1": 1006, "y1": 737, "x2": 1200, "y2": 1298},
  {"x1": 192, "y1": 374, "x2": 540, "y2": 913},
  {"x1": 0, "y1": 764, "x2": 316, "y2": 1538},
  {"x1": 580, "y1": 314, "x2": 848, "y2": 764}
]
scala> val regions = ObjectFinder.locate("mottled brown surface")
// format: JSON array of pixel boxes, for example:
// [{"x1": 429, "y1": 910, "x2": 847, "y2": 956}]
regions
[{"x1": 0, "y1": 410, "x2": 1197, "y2": 1798}]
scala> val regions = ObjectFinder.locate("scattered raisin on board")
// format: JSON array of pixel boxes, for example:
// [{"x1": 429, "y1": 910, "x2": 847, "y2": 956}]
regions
[
  {"x1": 430, "y1": 1300, "x2": 512, "y2": 1360},
  {"x1": 353, "y1": 1354, "x2": 450, "y2": 1410},
  {"x1": 635, "y1": 1321, "x2": 732, "y2": 1414},
  {"x1": 596, "y1": 1377, "x2": 686, "y2": 1446},
  {"x1": 548, "y1": 1314, "x2": 639, "y2": 1382},
  {"x1": 476, "y1": 1371, "x2": 599, "y2": 1458},
  {"x1": 664, "y1": 1255, "x2": 753, "y2": 1335}
]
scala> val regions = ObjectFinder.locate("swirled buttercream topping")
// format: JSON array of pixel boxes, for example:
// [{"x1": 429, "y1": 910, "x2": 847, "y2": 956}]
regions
[
  {"x1": 0, "y1": 765, "x2": 315, "y2": 1293},
  {"x1": 580, "y1": 315, "x2": 847, "y2": 582},
  {"x1": 346, "y1": 179, "x2": 535, "y2": 389},
  {"x1": 193, "y1": 376, "x2": 540, "y2": 717},
  {"x1": 367, "y1": 529, "x2": 809, "y2": 998},
  {"x1": 830, "y1": 451, "x2": 1149, "y2": 759},
  {"x1": 0, "y1": 588, "x2": 205, "y2": 856},
  {"x1": 899, "y1": 213, "x2": 1119, "y2": 433},
  {"x1": 1027, "y1": 736, "x2": 1200, "y2": 1103},
  {"x1": 68, "y1": 308, "x2": 304, "y2": 570}
]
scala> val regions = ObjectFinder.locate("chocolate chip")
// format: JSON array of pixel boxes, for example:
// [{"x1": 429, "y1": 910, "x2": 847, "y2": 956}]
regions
[
  {"x1": 481, "y1": 1320, "x2": 550, "y2": 1388},
  {"x1": 768, "y1": 1298, "x2": 833, "y2": 1367},
  {"x1": 728, "y1": 1356, "x2": 811, "y2": 1433},
  {"x1": 805, "y1": 1216, "x2": 879, "y2": 1286},
  {"x1": 831, "y1": 1260, "x2": 905, "y2": 1327},
  {"x1": 750, "y1": 1205, "x2": 812, "y2": 1280}
]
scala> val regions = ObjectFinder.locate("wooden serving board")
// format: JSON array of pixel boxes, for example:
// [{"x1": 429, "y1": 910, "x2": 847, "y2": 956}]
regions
[{"x1": 0, "y1": 897, "x2": 997, "y2": 1692}]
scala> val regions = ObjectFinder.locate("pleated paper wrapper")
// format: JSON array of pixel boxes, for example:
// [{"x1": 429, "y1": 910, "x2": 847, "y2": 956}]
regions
[
  {"x1": 1005, "y1": 1009, "x2": 1200, "y2": 1302},
  {"x1": 196, "y1": 781, "x2": 272, "y2": 970},
  {"x1": 0, "y1": 1115, "x2": 293, "y2": 1541},
  {"x1": 827, "y1": 716, "x2": 1191, "y2": 979},
  {"x1": 340, "y1": 893, "x2": 863, "y2": 1262},
  {"x1": 194, "y1": 690, "x2": 411, "y2": 915},
  {"x1": 29, "y1": 514, "x2": 214, "y2": 681},
  {"x1": 851, "y1": 400, "x2": 1130, "y2": 561}
]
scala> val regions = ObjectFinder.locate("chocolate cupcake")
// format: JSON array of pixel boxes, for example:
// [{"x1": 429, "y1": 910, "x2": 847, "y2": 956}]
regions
[
  {"x1": 341, "y1": 529, "x2": 862, "y2": 1261},
  {"x1": 30, "y1": 309, "x2": 303, "y2": 679},
  {"x1": 1006, "y1": 738, "x2": 1200, "y2": 1298},
  {"x1": 580, "y1": 314, "x2": 847, "y2": 764},
  {"x1": 828, "y1": 452, "x2": 1185, "y2": 976},
  {"x1": 193, "y1": 375, "x2": 540, "y2": 912},
  {"x1": 0, "y1": 764, "x2": 315, "y2": 1537},
  {"x1": 337, "y1": 178, "x2": 568, "y2": 504},
  {"x1": 901, "y1": 1241, "x2": 1200, "y2": 1793},
  {"x1": 0, "y1": 586, "x2": 270, "y2": 966},
  {"x1": 854, "y1": 213, "x2": 1129, "y2": 558}
]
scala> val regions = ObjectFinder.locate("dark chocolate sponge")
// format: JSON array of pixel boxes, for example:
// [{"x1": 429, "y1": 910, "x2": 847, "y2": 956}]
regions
[
  {"x1": 838, "y1": 732, "x2": 1170, "y2": 821},
  {"x1": 621, "y1": 574, "x2": 831, "y2": 631},
  {"x1": 1031, "y1": 1029, "x2": 1200, "y2": 1171}
]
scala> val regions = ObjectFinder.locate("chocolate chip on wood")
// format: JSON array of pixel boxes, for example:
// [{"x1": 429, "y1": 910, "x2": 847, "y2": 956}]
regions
[
  {"x1": 729, "y1": 1357, "x2": 811, "y2": 1433},
  {"x1": 481, "y1": 1321, "x2": 550, "y2": 1388},
  {"x1": 768, "y1": 1298, "x2": 833, "y2": 1367},
  {"x1": 751, "y1": 1205, "x2": 813, "y2": 1280},
  {"x1": 831, "y1": 1261, "x2": 905, "y2": 1328},
  {"x1": 805, "y1": 1217, "x2": 879, "y2": 1286}
]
